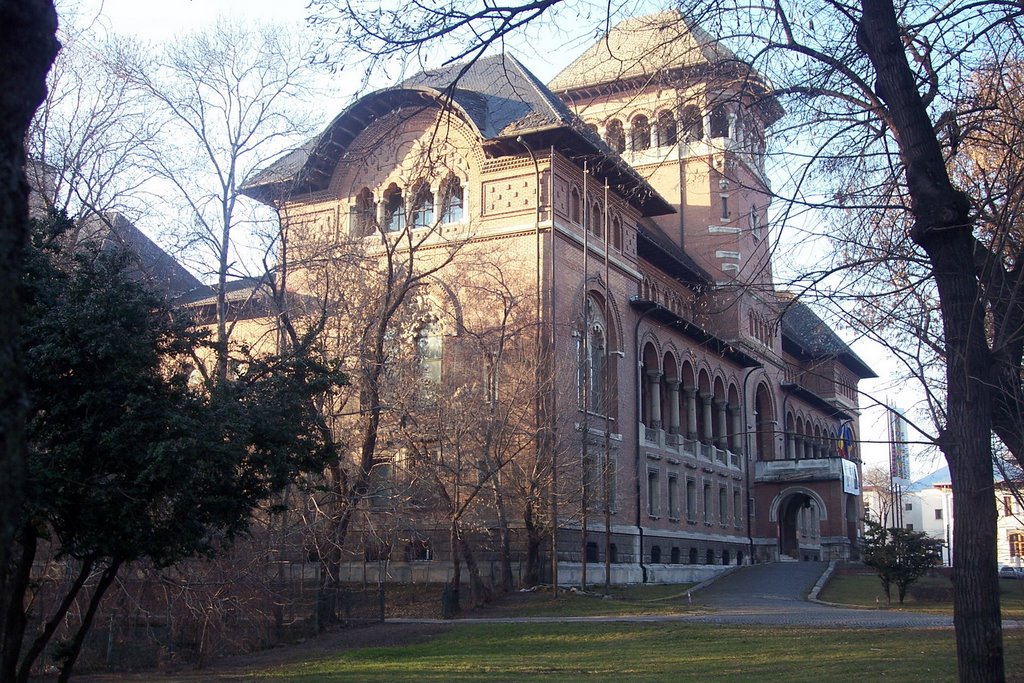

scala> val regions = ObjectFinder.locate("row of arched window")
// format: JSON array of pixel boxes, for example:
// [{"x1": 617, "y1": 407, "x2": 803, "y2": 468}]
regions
[
  {"x1": 349, "y1": 176, "x2": 464, "y2": 236},
  {"x1": 640, "y1": 347, "x2": 748, "y2": 456},
  {"x1": 586, "y1": 105, "x2": 729, "y2": 155},
  {"x1": 585, "y1": 104, "x2": 765, "y2": 158},
  {"x1": 567, "y1": 186, "x2": 625, "y2": 250},
  {"x1": 784, "y1": 413, "x2": 854, "y2": 461},
  {"x1": 640, "y1": 276, "x2": 689, "y2": 318}
]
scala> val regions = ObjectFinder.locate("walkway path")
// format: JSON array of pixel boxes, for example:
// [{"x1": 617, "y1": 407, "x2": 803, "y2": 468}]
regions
[{"x1": 392, "y1": 561, "x2": 1014, "y2": 629}]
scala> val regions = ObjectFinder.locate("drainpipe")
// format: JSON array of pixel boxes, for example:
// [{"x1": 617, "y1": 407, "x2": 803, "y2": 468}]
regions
[{"x1": 632, "y1": 298, "x2": 659, "y2": 583}]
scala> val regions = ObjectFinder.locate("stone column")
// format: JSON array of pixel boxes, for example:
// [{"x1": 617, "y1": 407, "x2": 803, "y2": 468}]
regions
[
  {"x1": 667, "y1": 380, "x2": 681, "y2": 434},
  {"x1": 701, "y1": 393, "x2": 714, "y2": 444},
  {"x1": 685, "y1": 388, "x2": 698, "y2": 440},
  {"x1": 730, "y1": 407, "x2": 743, "y2": 453},
  {"x1": 714, "y1": 400, "x2": 728, "y2": 449},
  {"x1": 786, "y1": 432, "x2": 796, "y2": 459},
  {"x1": 647, "y1": 370, "x2": 662, "y2": 429}
]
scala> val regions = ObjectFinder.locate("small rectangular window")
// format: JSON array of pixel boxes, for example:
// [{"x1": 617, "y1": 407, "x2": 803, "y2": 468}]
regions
[
  {"x1": 905, "y1": 502, "x2": 913, "y2": 511},
  {"x1": 720, "y1": 195, "x2": 730, "y2": 220},
  {"x1": 647, "y1": 470, "x2": 659, "y2": 517},
  {"x1": 1004, "y1": 496, "x2": 1014, "y2": 516},
  {"x1": 668, "y1": 474, "x2": 679, "y2": 519},
  {"x1": 686, "y1": 479, "x2": 696, "y2": 521},
  {"x1": 934, "y1": 508, "x2": 943, "y2": 520},
  {"x1": 703, "y1": 482, "x2": 712, "y2": 522},
  {"x1": 906, "y1": 523, "x2": 914, "y2": 531}
]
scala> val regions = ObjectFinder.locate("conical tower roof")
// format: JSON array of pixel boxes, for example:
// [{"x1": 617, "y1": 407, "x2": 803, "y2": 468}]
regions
[{"x1": 549, "y1": 10, "x2": 735, "y2": 92}]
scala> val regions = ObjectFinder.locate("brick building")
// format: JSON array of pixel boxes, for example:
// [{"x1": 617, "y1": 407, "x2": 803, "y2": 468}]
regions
[{"x1": 245, "y1": 11, "x2": 875, "y2": 584}]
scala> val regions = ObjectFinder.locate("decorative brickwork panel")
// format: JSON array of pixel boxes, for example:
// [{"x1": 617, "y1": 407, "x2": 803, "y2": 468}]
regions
[{"x1": 482, "y1": 178, "x2": 535, "y2": 215}]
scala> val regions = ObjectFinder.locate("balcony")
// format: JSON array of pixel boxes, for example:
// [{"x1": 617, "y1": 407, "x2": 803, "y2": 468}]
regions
[
  {"x1": 640, "y1": 423, "x2": 743, "y2": 471},
  {"x1": 754, "y1": 457, "x2": 845, "y2": 484}
]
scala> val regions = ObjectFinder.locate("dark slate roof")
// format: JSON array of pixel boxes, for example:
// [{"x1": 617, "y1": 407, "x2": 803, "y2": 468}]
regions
[
  {"x1": 636, "y1": 218, "x2": 712, "y2": 287},
  {"x1": 777, "y1": 293, "x2": 876, "y2": 378},
  {"x1": 78, "y1": 213, "x2": 202, "y2": 297},
  {"x1": 176, "y1": 276, "x2": 271, "y2": 307},
  {"x1": 398, "y1": 54, "x2": 575, "y2": 138},
  {"x1": 241, "y1": 54, "x2": 674, "y2": 216}
]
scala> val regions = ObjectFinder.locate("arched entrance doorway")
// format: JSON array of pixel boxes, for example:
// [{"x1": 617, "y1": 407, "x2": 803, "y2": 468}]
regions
[
  {"x1": 779, "y1": 494, "x2": 811, "y2": 559},
  {"x1": 773, "y1": 488, "x2": 825, "y2": 560}
]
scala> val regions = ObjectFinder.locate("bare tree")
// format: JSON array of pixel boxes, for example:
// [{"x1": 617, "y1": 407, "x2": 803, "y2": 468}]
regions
[
  {"x1": 26, "y1": 12, "x2": 155, "y2": 229},
  {"x1": 863, "y1": 466, "x2": 897, "y2": 527},
  {"x1": 114, "y1": 21, "x2": 317, "y2": 381}
]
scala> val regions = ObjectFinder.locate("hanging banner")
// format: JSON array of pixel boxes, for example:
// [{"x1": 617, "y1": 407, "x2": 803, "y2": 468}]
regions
[
  {"x1": 842, "y1": 458, "x2": 861, "y2": 496},
  {"x1": 888, "y1": 408, "x2": 911, "y2": 485}
]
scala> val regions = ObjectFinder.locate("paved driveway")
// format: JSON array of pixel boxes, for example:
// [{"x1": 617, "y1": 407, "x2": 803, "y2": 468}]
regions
[{"x1": 687, "y1": 561, "x2": 954, "y2": 628}]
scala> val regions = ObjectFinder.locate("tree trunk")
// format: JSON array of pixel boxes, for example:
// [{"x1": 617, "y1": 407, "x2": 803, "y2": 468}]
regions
[
  {"x1": 2, "y1": 524, "x2": 37, "y2": 682},
  {"x1": 858, "y1": 1, "x2": 1004, "y2": 679},
  {"x1": 0, "y1": 0, "x2": 59, "y2": 653},
  {"x1": 457, "y1": 531, "x2": 490, "y2": 607},
  {"x1": 16, "y1": 554, "x2": 97, "y2": 683},
  {"x1": 448, "y1": 519, "x2": 461, "y2": 615},
  {"x1": 491, "y1": 481, "x2": 515, "y2": 592},
  {"x1": 523, "y1": 499, "x2": 542, "y2": 586},
  {"x1": 56, "y1": 560, "x2": 122, "y2": 683}
]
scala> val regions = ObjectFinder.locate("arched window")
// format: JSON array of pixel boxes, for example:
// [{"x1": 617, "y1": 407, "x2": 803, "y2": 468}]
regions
[
  {"x1": 383, "y1": 184, "x2": 405, "y2": 232},
  {"x1": 710, "y1": 106, "x2": 730, "y2": 138},
  {"x1": 631, "y1": 115, "x2": 651, "y2": 151},
  {"x1": 441, "y1": 176, "x2": 463, "y2": 223},
  {"x1": 754, "y1": 383, "x2": 775, "y2": 460},
  {"x1": 590, "y1": 202, "x2": 603, "y2": 239},
  {"x1": 350, "y1": 187, "x2": 375, "y2": 236},
  {"x1": 411, "y1": 183, "x2": 434, "y2": 228},
  {"x1": 605, "y1": 119, "x2": 625, "y2": 153},
  {"x1": 748, "y1": 206, "x2": 762, "y2": 240},
  {"x1": 657, "y1": 110, "x2": 677, "y2": 146},
  {"x1": 416, "y1": 318, "x2": 443, "y2": 384},
  {"x1": 611, "y1": 215, "x2": 623, "y2": 250},
  {"x1": 578, "y1": 295, "x2": 608, "y2": 414},
  {"x1": 570, "y1": 186, "x2": 582, "y2": 224},
  {"x1": 680, "y1": 105, "x2": 703, "y2": 141}
]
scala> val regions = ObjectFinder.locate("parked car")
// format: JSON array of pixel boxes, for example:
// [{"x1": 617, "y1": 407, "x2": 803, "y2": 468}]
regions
[{"x1": 999, "y1": 566, "x2": 1023, "y2": 579}]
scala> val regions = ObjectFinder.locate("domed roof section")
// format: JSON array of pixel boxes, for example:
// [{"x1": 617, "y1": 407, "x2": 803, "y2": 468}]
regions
[
  {"x1": 243, "y1": 53, "x2": 581, "y2": 201},
  {"x1": 549, "y1": 10, "x2": 735, "y2": 92},
  {"x1": 399, "y1": 53, "x2": 577, "y2": 137}
]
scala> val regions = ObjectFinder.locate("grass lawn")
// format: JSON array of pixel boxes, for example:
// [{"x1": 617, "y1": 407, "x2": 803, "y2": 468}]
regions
[
  {"x1": 820, "y1": 572, "x2": 1024, "y2": 618},
  {"x1": 255, "y1": 622, "x2": 1024, "y2": 682}
]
